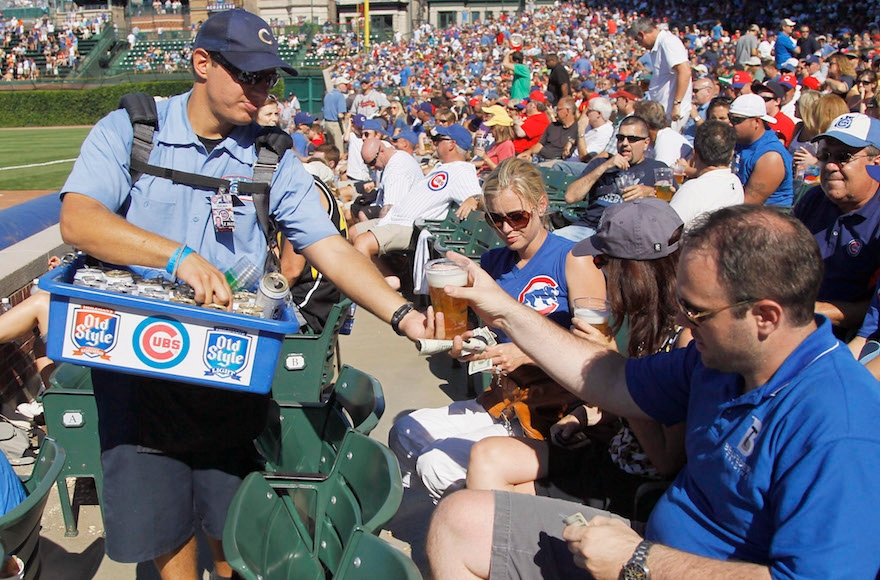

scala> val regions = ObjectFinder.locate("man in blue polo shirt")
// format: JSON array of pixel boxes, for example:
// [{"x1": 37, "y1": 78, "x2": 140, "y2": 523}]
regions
[
  {"x1": 58, "y1": 9, "x2": 429, "y2": 579},
  {"x1": 427, "y1": 205, "x2": 880, "y2": 579},
  {"x1": 322, "y1": 75, "x2": 349, "y2": 151},
  {"x1": 794, "y1": 112, "x2": 880, "y2": 336}
]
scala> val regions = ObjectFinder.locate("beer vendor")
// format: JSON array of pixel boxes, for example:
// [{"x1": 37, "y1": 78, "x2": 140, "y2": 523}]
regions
[{"x1": 58, "y1": 10, "x2": 429, "y2": 579}]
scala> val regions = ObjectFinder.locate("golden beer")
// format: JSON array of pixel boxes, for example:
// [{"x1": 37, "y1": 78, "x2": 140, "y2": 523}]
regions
[
  {"x1": 674, "y1": 173, "x2": 685, "y2": 186},
  {"x1": 426, "y1": 259, "x2": 469, "y2": 337},
  {"x1": 655, "y1": 183, "x2": 675, "y2": 202},
  {"x1": 573, "y1": 297, "x2": 611, "y2": 337}
]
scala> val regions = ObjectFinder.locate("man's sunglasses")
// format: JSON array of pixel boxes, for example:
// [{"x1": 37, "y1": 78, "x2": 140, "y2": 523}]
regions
[
  {"x1": 728, "y1": 115, "x2": 751, "y2": 126},
  {"x1": 209, "y1": 52, "x2": 280, "y2": 88},
  {"x1": 676, "y1": 296, "x2": 754, "y2": 326},
  {"x1": 616, "y1": 134, "x2": 648, "y2": 143},
  {"x1": 366, "y1": 148, "x2": 381, "y2": 168},
  {"x1": 816, "y1": 150, "x2": 872, "y2": 166},
  {"x1": 486, "y1": 209, "x2": 532, "y2": 230}
]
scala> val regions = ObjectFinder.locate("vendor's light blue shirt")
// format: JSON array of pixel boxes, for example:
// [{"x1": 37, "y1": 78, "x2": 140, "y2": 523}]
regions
[
  {"x1": 62, "y1": 91, "x2": 338, "y2": 280},
  {"x1": 627, "y1": 317, "x2": 880, "y2": 577}
]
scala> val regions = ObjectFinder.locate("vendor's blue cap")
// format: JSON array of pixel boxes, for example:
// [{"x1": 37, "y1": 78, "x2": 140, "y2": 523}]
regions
[
  {"x1": 393, "y1": 129, "x2": 419, "y2": 145},
  {"x1": 194, "y1": 9, "x2": 297, "y2": 76},
  {"x1": 362, "y1": 119, "x2": 388, "y2": 134},
  {"x1": 294, "y1": 112, "x2": 315, "y2": 126},
  {"x1": 434, "y1": 124, "x2": 473, "y2": 151}
]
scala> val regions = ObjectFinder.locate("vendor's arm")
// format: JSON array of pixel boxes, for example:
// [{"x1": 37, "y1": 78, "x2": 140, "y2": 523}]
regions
[
  {"x1": 301, "y1": 235, "x2": 428, "y2": 339},
  {"x1": 60, "y1": 192, "x2": 231, "y2": 306}
]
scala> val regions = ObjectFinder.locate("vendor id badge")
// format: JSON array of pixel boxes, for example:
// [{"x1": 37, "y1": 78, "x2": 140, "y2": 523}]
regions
[{"x1": 211, "y1": 186, "x2": 235, "y2": 233}]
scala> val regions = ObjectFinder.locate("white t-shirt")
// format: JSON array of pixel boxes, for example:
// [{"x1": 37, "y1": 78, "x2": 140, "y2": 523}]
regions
[
  {"x1": 381, "y1": 161, "x2": 480, "y2": 227},
  {"x1": 583, "y1": 122, "x2": 614, "y2": 157},
  {"x1": 648, "y1": 30, "x2": 692, "y2": 121},
  {"x1": 376, "y1": 150, "x2": 425, "y2": 207},
  {"x1": 346, "y1": 134, "x2": 371, "y2": 182},
  {"x1": 650, "y1": 127, "x2": 694, "y2": 167},
  {"x1": 669, "y1": 168, "x2": 744, "y2": 229}
]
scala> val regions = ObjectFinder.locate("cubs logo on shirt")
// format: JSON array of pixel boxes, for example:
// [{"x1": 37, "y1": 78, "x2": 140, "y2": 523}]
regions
[
  {"x1": 848, "y1": 239, "x2": 863, "y2": 257},
  {"x1": 518, "y1": 275, "x2": 562, "y2": 315},
  {"x1": 428, "y1": 171, "x2": 449, "y2": 191}
]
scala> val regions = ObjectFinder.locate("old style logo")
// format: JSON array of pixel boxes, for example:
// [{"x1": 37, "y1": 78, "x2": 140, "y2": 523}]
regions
[
  {"x1": 202, "y1": 329, "x2": 252, "y2": 381},
  {"x1": 70, "y1": 305, "x2": 120, "y2": 360},
  {"x1": 133, "y1": 316, "x2": 189, "y2": 369}
]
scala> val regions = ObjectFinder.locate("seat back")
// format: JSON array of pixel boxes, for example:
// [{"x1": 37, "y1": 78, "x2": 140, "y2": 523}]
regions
[
  {"x1": 312, "y1": 431, "x2": 403, "y2": 570},
  {"x1": 223, "y1": 472, "x2": 323, "y2": 580},
  {"x1": 332, "y1": 526, "x2": 422, "y2": 579},
  {"x1": 330, "y1": 365, "x2": 385, "y2": 436},
  {"x1": 271, "y1": 298, "x2": 352, "y2": 405},
  {"x1": 0, "y1": 439, "x2": 66, "y2": 580}
]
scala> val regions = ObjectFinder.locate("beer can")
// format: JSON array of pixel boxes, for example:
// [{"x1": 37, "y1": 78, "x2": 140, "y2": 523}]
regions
[
  {"x1": 340, "y1": 303, "x2": 357, "y2": 335},
  {"x1": 236, "y1": 305, "x2": 265, "y2": 318},
  {"x1": 203, "y1": 302, "x2": 228, "y2": 311},
  {"x1": 74, "y1": 268, "x2": 105, "y2": 283},
  {"x1": 233, "y1": 291, "x2": 256, "y2": 311},
  {"x1": 255, "y1": 273, "x2": 289, "y2": 320},
  {"x1": 105, "y1": 270, "x2": 134, "y2": 286},
  {"x1": 113, "y1": 283, "x2": 139, "y2": 295},
  {"x1": 170, "y1": 296, "x2": 197, "y2": 305}
]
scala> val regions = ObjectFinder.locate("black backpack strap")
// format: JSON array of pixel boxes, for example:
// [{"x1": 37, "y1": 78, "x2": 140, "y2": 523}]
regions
[
  {"x1": 246, "y1": 126, "x2": 292, "y2": 271},
  {"x1": 119, "y1": 92, "x2": 159, "y2": 186}
]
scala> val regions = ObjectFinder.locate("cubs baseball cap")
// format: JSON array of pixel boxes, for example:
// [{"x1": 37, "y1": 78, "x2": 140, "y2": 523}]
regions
[
  {"x1": 351, "y1": 114, "x2": 366, "y2": 128},
  {"x1": 434, "y1": 124, "x2": 473, "y2": 151},
  {"x1": 778, "y1": 73, "x2": 798, "y2": 90},
  {"x1": 780, "y1": 58, "x2": 799, "y2": 72},
  {"x1": 294, "y1": 112, "x2": 315, "y2": 126},
  {"x1": 572, "y1": 198, "x2": 683, "y2": 260},
  {"x1": 801, "y1": 76, "x2": 821, "y2": 90},
  {"x1": 417, "y1": 102, "x2": 435, "y2": 115},
  {"x1": 610, "y1": 89, "x2": 639, "y2": 101},
  {"x1": 804, "y1": 55, "x2": 821, "y2": 65},
  {"x1": 812, "y1": 113, "x2": 880, "y2": 149},
  {"x1": 730, "y1": 94, "x2": 778, "y2": 124},
  {"x1": 194, "y1": 9, "x2": 297, "y2": 75},
  {"x1": 731, "y1": 71, "x2": 752, "y2": 88},
  {"x1": 362, "y1": 119, "x2": 388, "y2": 135},
  {"x1": 524, "y1": 89, "x2": 548, "y2": 103},
  {"x1": 392, "y1": 130, "x2": 419, "y2": 146}
]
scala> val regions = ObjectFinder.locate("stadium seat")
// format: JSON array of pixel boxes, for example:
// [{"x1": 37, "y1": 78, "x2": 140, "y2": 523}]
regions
[{"x1": 333, "y1": 526, "x2": 422, "y2": 579}]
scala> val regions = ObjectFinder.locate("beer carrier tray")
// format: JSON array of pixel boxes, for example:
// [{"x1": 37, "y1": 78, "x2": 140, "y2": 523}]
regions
[{"x1": 42, "y1": 257, "x2": 299, "y2": 394}]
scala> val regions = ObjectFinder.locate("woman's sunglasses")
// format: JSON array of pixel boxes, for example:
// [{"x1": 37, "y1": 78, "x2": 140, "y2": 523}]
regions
[{"x1": 486, "y1": 209, "x2": 532, "y2": 230}]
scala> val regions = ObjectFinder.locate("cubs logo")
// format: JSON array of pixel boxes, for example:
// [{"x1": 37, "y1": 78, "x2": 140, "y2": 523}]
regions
[
  {"x1": 133, "y1": 316, "x2": 189, "y2": 369},
  {"x1": 70, "y1": 305, "x2": 120, "y2": 360},
  {"x1": 428, "y1": 171, "x2": 449, "y2": 191},
  {"x1": 518, "y1": 276, "x2": 562, "y2": 316},
  {"x1": 202, "y1": 329, "x2": 252, "y2": 381},
  {"x1": 834, "y1": 115, "x2": 854, "y2": 129},
  {"x1": 848, "y1": 239, "x2": 863, "y2": 257}
]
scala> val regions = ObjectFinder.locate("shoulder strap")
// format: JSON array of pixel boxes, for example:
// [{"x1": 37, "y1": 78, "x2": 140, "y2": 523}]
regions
[{"x1": 119, "y1": 92, "x2": 158, "y2": 186}]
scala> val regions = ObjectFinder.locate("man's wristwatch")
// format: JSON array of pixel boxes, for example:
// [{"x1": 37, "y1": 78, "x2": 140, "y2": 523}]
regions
[
  {"x1": 621, "y1": 540, "x2": 653, "y2": 580},
  {"x1": 390, "y1": 302, "x2": 416, "y2": 336},
  {"x1": 673, "y1": 99, "x2": 682, "y2": 105}
]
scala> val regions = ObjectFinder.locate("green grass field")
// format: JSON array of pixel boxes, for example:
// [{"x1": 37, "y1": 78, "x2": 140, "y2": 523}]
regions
[{"x1": 0, "y1": 126, "x2": 91, "y2": 191}]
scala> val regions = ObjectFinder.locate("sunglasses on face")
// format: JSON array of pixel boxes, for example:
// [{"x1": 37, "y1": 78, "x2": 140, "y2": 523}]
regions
[
  {"x1": 758, "y1": 95, "x2": 776, "y2": 102},
  {"x1": 728, "y1": 115, "x2": 751, "y2": 125},
  {"x1": 616, "y1": 134, "x2": 648, "y2": 143},
  {"x1": 486, "y1": 209, "x2": 532, "y2": 230},
  {"x1": 816, "y1": 149, "x2": 872, "y2": 165},
  {"x1": 859, "y1": 79, "x2": 875, "y2": 85},
  {"x1": 209, "y1": 52, "x2": 280, "y2": 88},
  {"x1": 592, "y1": 254, "x2": 609, "y2": 269},
  {"x1": 366, "y1": 149, "x2": 381, "y2": 168},
  {"x1": 676, "y1": 296, "x2": 754, "y2": 326}
]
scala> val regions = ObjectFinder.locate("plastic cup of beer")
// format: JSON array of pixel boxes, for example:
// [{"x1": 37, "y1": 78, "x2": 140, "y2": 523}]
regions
[
  {"x1": 654, "y1": 167, "x2": 675, "y2": 202},
  {"x1": 425, "y1": 258, "x2": 469, "y2": 337},
  {"x1": 673, "y1": 163, "x2": 687, "y2": 185},
  {"x1": 574, "y1": 297, "x2": 612, "y2": 337}
]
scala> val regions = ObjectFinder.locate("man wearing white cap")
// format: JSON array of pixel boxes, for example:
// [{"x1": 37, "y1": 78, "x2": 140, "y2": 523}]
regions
[
  {"x1": 323, "y1": 75, "x2": 349, "y2": 151},
  {"x1": 730, "y1": 94, "x2": 793, "y2": 206},
  {"x1": 775, "y1": 18, "x2": 800, "y2": 69},
  {"x1": 794, "y1": 113, "x2": 880, "y2": 335}
]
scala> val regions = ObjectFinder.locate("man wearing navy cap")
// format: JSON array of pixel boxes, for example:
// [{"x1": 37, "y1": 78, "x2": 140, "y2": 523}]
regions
[
  {"x1": 794, "y1": 113, "x2": 880, "y2": 335},
  {"x1": 349, "y1": 78, "x2": 390, "y2": 119},
  {"x1": 292, "y1": 110, "x2": 315, "y2": 157},
  {"x1": 58, "y1": 9, "x2": 430, "y2": 578}
]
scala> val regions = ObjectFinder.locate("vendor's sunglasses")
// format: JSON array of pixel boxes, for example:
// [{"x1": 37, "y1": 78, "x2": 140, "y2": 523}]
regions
[
  {"x1": 209, "y1": 52, "x2": 280, "y2": 88},
  {"x1": 486, "y1": 209, "x2": 532, "y2": 230}
]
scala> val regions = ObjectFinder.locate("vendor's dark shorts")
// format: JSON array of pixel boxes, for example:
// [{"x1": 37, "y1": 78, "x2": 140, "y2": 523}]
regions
[
  {"x1": 101, "y1": 442, "x2": 260, "y2": 563},
  {"x1": 489, "y1": 490, "x2": 630, "y2": 580}
]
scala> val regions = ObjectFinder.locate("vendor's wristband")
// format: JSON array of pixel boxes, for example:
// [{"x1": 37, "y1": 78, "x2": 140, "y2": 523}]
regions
[
  {"x1": 390, "y1": 302, "x2": 416, "y2": 336},
  {"x1": 166, "y1": 246, "x2": 184, "y2": 274},
  {"x1": 170, "y1": 246, "x2": 194, "y2": 281}
]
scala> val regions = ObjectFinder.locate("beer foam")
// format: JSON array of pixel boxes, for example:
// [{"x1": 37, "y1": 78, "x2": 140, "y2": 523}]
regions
[
  {"x1": 426, "y1": 267, "x2": 468, "y2": 288},
  {"x1": 574, "y1": 308, "x2": 609, "y2": 324}
]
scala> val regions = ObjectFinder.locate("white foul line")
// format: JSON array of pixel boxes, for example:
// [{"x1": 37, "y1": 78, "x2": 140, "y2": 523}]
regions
[{"x1": 0, "y1": 158, "x2": 77, "y2": 171}]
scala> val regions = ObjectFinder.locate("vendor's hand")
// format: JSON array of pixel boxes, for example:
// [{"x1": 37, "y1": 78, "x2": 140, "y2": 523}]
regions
[
  {"x1": 449, "y1": 329, "x2": 477, "y2": 360},
  {"x1": 571, "y1": 317, "x2": 617, "y2": 350},
  {"x1": 621, "y1": 183, "x2": 654, "y2": 202},
  {"x1": 563, "y1": 516, "x2": 643, "y2": 579},
  {"x1": 400, "y1": 305, "x2": 431, "y2": 341},
  {"x1": 176, "y1": 251, "x2": 232, "y2": 309},
  {"x1": 455, "y1": 196, "x2": 480, "y2": 219},
  {"x1": 468, "y1": 341, "x2": 530, "y2": 374}
]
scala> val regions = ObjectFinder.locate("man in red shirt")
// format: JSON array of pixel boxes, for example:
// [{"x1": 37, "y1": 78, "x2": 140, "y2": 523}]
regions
[
  {"x1": 753, "y1": 81, "x2": 796, "y2": 147},
  {"x1": 512, "y1": 90, "x2": 552, "y2": 154}
]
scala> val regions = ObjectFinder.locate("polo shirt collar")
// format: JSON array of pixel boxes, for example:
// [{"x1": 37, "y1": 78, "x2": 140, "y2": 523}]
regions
[
  {"x1": 728, "y1": 316, "x2": 839, "y2": 407},
  {"x1": 838, "y1": 184, "x2": 880, "y2": 220}
]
